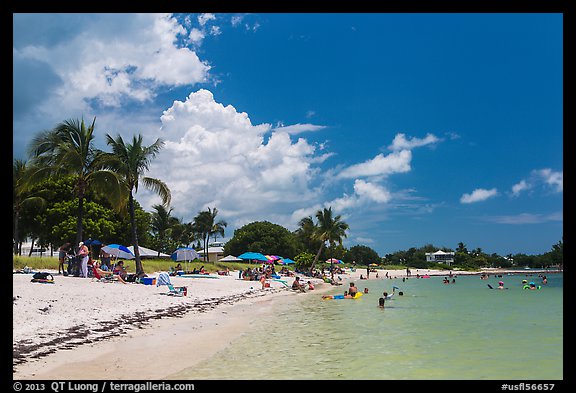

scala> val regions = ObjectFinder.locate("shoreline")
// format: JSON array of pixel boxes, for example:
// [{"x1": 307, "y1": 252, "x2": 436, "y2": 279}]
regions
[{"x1": 13, "y1": 267, "x2": 560, "y2": 380}]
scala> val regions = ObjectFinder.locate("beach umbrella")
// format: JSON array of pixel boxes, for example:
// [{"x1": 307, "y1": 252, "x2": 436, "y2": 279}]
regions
[
  {"x1": 128, "y1": 245, "x2": 170, "y2": 258},
  {"x1": 101, "y1": 244, "x2": 135, "y2": 259},
  {"x1": 279, "y1": 258, "x2": 295, "y2": 265},
  {"x1": 325, "y1": 258, "x2": 342, "y2": 264},
  {"x1": 264, "y1": 255, "x2": 282, "y2": 264},
  {"x1": 83, "y1": 239, "x2": 102, "y2": 258},
  {"x1": 83, "y1": 238, "x2": 102, "y2": 246},
  {"x1": 218, "y1": 255, "x2": 243, "y2": 262},
  {"x1": 171, "y1": 247, "x2": 201, "y2": 272},
  {"x1": 237, "y1": 252, "x2": 268, "y2": 262}
]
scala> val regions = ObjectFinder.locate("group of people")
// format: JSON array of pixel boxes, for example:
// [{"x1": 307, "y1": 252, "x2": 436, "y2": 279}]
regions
[
  {"x1": 240, "y1": 265, "x2": 277, "y2": 282},
  {"x1": 57, "y1": 241, "x2": 90, "y2": 277},
  {"x1": 57, "y1": 241, "x2": 126, "y2": 280},
  {"x1": 291, "y1": 276, "x2": 315, "y2": 292},
  {"x1": 92, "y1": 259, "x2": 128, "y2": 284},
  {"x1": 320, "y1": 281, "x2": 402, "y2": 309}
]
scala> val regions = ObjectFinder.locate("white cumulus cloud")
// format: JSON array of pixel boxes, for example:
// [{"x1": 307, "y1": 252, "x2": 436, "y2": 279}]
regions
[
  {"x1": 510, "y1": 168, "x2": 563, "y2": 197},
  {"x1": 338, "y1": 150, "x2": 412, "y2": 179},
  {"x1": 14, "y1": 14, "x2": 211, "y2": 112},
  {"x1": 143, "y1": 89, "x2": 325, "y2": 230},
  {"x1": 460, "y1": 188, "x2": 498, "y2": 204},
  {"x1": 388, "y1": 133, "x2": 440, "y2": 151},
  {"x1": 535, "y1": 168, "x2": 563, "y2": 192},
  {"x1": 272, "y1": 123, "x2": 327, "y2": 135}
]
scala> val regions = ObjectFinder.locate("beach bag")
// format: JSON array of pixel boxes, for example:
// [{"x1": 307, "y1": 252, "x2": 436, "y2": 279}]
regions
[
  {"x1": 125, "y1": 274, "x2": 138, "y2": 282},
  {"x1": 31, "y1": 272, "x2": 54, "y2": 283},
  {"x1": 32, "y1": 272, "x2": 52, "y2": 280}
]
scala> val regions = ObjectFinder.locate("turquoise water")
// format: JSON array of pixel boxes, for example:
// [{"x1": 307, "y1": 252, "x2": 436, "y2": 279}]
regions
[{"x1": 171, "y1": 273, "x2": 563, "y2": 380}]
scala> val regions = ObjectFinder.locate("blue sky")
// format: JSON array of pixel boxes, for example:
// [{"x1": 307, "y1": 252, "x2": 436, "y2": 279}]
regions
[{"x1": 13, "y1": 13, "x2": 563, "y2": 256}]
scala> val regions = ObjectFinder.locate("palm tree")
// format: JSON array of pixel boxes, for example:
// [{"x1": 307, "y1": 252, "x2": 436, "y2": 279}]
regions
[
  {"x1": 309, "y1": 207, "x2": 349, "y2": 273},
  {"x1": 104, "y1": 133, "x2": 171, "y2": 275},
  {"x1": 26, "y1": 117, "x2": 125, "y2": 246},
  {"x1": 150, "y1": 204, "x2": 179, "y2": 256},
  {"x1": 295, "y1": 216, "x2": 319, "y2": 254},
  {"x1": 13, "y1": 159, "x2": 47, "y2": 255},
  {"x1": 210, "y1": 208, "x2": 227, "y2": 243},
  {"x1": 193, "y1": 207, "x2": 226, "y2": 262}
]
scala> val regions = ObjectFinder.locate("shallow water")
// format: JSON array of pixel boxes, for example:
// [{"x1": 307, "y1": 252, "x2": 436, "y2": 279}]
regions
[{"x1": 171, "y1": 273, "x2": 563, "y2": 380}]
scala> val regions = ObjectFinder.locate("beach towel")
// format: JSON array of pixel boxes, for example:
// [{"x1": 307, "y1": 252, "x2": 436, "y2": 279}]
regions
[{"x1": 156, "y1": 272, "x2": 171, "y2": 287}]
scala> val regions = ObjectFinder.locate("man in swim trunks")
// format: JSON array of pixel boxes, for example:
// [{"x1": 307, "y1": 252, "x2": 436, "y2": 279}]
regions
[
  {"x1": 348, "y1": 282, "x2": 358, "y2": 297},
  {"x1": 292, "y1": 277, "x2": 306, "y2": 292}
]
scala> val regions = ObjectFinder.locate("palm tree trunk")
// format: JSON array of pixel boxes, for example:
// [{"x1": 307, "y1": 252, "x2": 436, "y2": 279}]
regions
[
  {"x1": 129, "y1": 193, "x2": 144, "y2": 275},
  {"x1": 28, "y1": 237, "x2": 36, "y2": 257},
  {"x1": 75, "y1": 194, "x2": 84, "y2": 246},
  {"x1": 310, "y1": 242, "x2": 325, "y2": 273},
  {"x1": 13, "y1": 208, "x2": 20, "y2": 255}
]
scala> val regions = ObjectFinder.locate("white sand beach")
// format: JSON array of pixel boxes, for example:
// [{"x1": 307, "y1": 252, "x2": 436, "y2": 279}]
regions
[
  {"x1": 13, "y1": 267, "x2": 550, "y2": 380},
  {"x1": 13, "y1": 269, "x2": 330, "y2": 380}
]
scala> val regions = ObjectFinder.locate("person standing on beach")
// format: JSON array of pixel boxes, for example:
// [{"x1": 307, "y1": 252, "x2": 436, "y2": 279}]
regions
[
  {"x1": 260, "y1": 274, "x2": 267, "y2": 289},
  {"x1": 77, "y1": 241, "x2": 89, "y2": 278},
  {"x1": 57, "y1": 242, "x2": 71, "y2": 274}
]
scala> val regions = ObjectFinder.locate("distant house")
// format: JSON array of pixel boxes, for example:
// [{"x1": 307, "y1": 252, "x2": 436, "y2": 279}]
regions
[
  {"x1": 425, "y1": 250, "x2": 455, "y2": 266},
  {"x1": 199, "y1": 242, "x2": 225, "y2": 262}
]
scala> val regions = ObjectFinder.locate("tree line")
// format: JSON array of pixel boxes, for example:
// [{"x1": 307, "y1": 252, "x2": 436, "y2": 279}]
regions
[
  {"x1": 13, "y1": 117, "x2": 352, "y2": 274},
  {"x1": 14, "y1": 117, "x2": 562, "y2": 273}
]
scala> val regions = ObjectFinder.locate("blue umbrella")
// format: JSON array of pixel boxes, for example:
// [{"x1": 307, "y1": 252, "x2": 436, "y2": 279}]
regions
[
  {"x1": 171, "y1": 247, "x2": 201, "y2": 272},
  {"x1": 83, "y1": 238, "x2": 102, "y2": 246},
  {"x1": 171, "y1": 247, "x2": 201, "y2": 262},
  {"x1": 101, "y1": 244, "x2": 134, "y2": 259},
  {"x1": 279, "y1": 258, "x2": 295, "y2": 265},
  {"x1": 237, "y1": 252, "x2": 268, "y2": 262}
]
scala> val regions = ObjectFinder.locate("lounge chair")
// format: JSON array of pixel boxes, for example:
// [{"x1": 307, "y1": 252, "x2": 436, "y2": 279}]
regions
[
  {"x1": 156, "y1": 272, "x2": 187, "y2": 296},
  {"x1": 166, "y1": 283, "x2": 187, "y2": 296},
  {"x1": 92, "y1": 263, "x2": 125, "y2": 283}
]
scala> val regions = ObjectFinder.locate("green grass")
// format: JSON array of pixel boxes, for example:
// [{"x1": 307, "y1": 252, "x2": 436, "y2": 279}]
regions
[
  {"x1": 13, "y1": 256, "x2": 294, "y2": 274},
  {"x1": 13, "y1": 256, "x2": 416, "y2": 276}
]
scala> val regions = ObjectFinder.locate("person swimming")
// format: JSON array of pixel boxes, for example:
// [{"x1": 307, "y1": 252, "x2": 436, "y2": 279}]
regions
[{"x1": 322, "y1": 290, "x2": 352, "y2": 300}]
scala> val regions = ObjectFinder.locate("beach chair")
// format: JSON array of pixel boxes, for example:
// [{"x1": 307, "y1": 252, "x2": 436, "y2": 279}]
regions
[
  {"x1": 92, "y1": 264, "x2": 120, "y2": 283},
  {"x1": 166, "y1": 283, "x2": 187, "y2": 297},
  {"x1": 156, "y1": 272, "x2": 187, "y2": 296}
]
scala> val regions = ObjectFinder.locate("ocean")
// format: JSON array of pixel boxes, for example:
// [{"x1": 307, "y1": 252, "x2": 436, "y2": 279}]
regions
[{"x1": 169, "y1": 272, "x2": 563, "y2": 380}]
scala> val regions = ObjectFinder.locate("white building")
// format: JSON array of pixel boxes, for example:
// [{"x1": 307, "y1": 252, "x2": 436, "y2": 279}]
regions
[
  {"x1": 425, "y1": 250, "x2": 455, "y2": 266},
  {"x1": 198, "y1": 242, "x2": 225, "y2": 263}
]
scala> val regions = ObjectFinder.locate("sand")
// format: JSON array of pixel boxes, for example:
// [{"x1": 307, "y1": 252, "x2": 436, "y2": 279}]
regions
[
  {"x1": 13, "y1": 266, "x2": 550, "y2": 380},
  {"x1": 12, "y1": 268, "x2": 331, "y2": 380}
]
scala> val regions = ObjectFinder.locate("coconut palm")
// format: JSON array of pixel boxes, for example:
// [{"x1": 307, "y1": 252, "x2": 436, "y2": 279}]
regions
[
  {"x1": 309, "y1": 206, "x2": 349, "y2": 273},
  {"x1": 192, "y1": 207, "x2": 226, "y2": 262},
  {"x1": 103, "y1": 133, "x2": 171, "y2": 275},
  {"x1": 150, "y1": 204, "x2": 180, "y2": 256},
  {"x1": 26, "y1": 117, "x2": 125, "y2": 246},
  {"x1": 295, "y1": 216, "x2": 321, "y2": 254},
  {"x1": 210, "y1": 208, "x2": 228, "y2": 243},
  {"x1": 13, "y1": 159, "x2": 48, "y2": 255}
]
